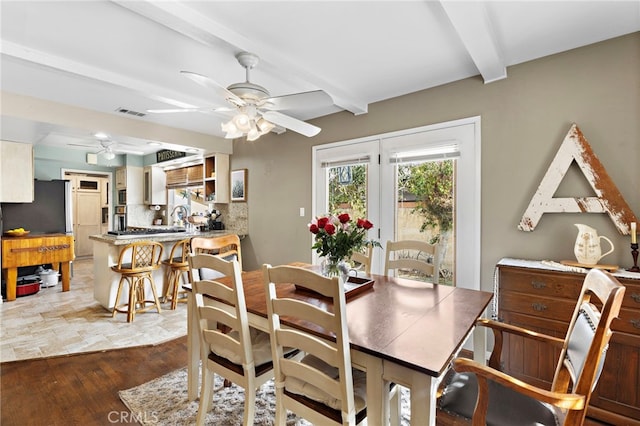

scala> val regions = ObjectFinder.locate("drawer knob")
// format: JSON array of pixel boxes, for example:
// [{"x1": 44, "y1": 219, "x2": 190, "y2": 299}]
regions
[
  {"x1": 631, "y1": 319, "x2": 640, "y2": 330},
  {"x1": 532, "y1": 302, "x2": 547, "y2": 312},
  {"x1": 631, "y1": 293, "x2": 640, "y2": 303},
  {"x1": 531, "y1": 280, "x2": 546, "y2": 289}
]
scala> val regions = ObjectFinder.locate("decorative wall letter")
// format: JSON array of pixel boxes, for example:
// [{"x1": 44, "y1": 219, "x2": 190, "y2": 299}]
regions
[{"x1": 519, "y1": 124, "x2": 637, "y2": 234}]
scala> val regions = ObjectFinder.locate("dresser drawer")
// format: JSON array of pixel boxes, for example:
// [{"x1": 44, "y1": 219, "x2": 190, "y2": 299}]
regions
[
  {"x1": 618, "y1": 279, "x2": 640, "y2": 310},
  {"x1": 500, "y1": 291, "x2": 577, "y2": 322},
  {"x1": 614, "y1": 308, "x2": 640, "y2": 335},
  {"x1": 499, "y1": 266, "x2": 582, "y2": 299}
]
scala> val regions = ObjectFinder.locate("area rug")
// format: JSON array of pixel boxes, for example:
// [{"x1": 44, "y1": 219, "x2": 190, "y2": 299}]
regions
[{"x1": 119, "y1": 366, "x2": 412, "y2": 425}]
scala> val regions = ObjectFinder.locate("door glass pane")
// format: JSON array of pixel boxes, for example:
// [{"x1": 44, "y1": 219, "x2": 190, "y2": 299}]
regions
[
  {"x1": 327, "y1": 164, "x2": 368, "y2": 218},
  {"x1": 396, "y1": 159, "x2": 456, "y2": 285}
]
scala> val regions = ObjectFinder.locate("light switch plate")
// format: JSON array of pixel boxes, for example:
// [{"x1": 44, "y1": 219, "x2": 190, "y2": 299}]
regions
[{"x1": 299, "y1": 207, "x2": 305, "y2": 217}]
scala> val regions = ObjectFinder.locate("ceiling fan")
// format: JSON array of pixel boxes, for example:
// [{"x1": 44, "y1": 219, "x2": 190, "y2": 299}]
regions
[
  {"x1": 68, "y1": 135, "x2": 143, "y2": 159},
  {"x1": 148, "y1": 52, "x2": 333, "y2": 141}
]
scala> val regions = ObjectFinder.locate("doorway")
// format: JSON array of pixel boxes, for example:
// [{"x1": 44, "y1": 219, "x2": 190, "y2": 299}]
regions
[
  {"x1": 313, "y1": 116, "x2": 481, "y2": 289},
  {"x1": 63, "y1": 171, "x2": 111, "y2": 257}
]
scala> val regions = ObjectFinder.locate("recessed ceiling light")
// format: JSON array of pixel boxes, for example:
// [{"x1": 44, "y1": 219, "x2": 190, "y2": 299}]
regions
[{"x1": 147, "y1": 141, "x2": 161, "y2": 146}]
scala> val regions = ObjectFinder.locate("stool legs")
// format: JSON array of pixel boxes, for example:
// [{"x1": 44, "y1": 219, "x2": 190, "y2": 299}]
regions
[
  {"x1": 164, "y1": 265, "x2": 188, "y2": 310},
  {"x1": 112, "y1": 272, "x2": 162, "y2": 322}
]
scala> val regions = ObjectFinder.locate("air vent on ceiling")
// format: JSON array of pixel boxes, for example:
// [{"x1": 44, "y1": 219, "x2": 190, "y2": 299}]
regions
[{"x1": 116, "y1": 107, "x2": 146, "y2": 117}]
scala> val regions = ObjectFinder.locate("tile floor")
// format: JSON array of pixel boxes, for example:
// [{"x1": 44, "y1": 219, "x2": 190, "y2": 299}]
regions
[{"x1": 1, "y1": 258, "x2": 188, "y2": 362}]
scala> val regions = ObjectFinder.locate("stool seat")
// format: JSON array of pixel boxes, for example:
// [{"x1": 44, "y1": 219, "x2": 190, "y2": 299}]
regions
[
  {"x1": 111, "y1": 241, "x2": 164, "y2": 322},
  {"x1": 162, "y1": 239, "x2": 191, "y2": 310}
]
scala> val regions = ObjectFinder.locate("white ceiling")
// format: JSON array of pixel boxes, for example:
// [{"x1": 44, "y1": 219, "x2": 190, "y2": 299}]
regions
[{"x1": 1, "y1": 1, "x2": 639, "y2": 156}]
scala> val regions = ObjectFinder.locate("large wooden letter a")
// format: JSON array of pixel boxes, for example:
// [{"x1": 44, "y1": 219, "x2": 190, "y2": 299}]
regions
[{"x1": 519, "y1": 124, "x2": 637, "y2": 234}]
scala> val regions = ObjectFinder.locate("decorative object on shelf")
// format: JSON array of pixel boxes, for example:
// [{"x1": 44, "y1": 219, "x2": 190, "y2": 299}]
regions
[
  {"x1": 573, "y1": 223, "x2": 614, "y2": 265},
  {"x1": 309, "y1": 213, "x2": 380, "y2": 279},
  {"x1": 629, "y1": 223, "x2": 639, "y2": 272},
  {"x1": 519, "y1": 123, "x2": 637, "y2": 233},
  {"x1": 231, "y1": 169, "x2": 247, "y2": 202}
]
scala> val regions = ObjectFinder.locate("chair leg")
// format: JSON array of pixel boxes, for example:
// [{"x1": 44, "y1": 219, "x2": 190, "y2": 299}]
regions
[
  {"x1": 196, "y1": 366, "x2": 215, "y2": 426},
  {"x1": 274, "y1": 386, "x2": 286, "y2": 426},
  {"x1": 127, "y1": 277, "x2": 137, "y2": 323},
  {"x1": 147, "y1": 274, "x2": 162, "y2": 314},
  {"x1": 112, "y1": 276, "x2": 126, "y2": 318},
  {"x1": 170, "y1": 269, "x2": 180, "y2": 310},
  {"x1": 244, "y1": 389, "x2": 256, "y2": 426}
]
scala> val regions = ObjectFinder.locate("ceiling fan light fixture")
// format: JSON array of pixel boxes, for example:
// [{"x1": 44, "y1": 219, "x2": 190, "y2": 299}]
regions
[
  {"x1": 103, "y1": 149, "x2": 116, "y2": 160},
  {"x1": 257, "y1": 117, "x2": 275, "y2": 133},
  {"x1": 232, "y1": 112, "x2": 251, "y2": 132},
  {"x1": 221, "y1": 120, "x2": 242, "y2": 139}
]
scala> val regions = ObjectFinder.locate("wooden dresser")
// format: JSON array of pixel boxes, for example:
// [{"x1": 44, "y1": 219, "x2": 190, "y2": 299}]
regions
[
  {"x1": 2, "y1": 233, "x2": 75, "y2": 301},
  {"x1": 495, "y1": 258, "x2": 640, "y2": 425}
]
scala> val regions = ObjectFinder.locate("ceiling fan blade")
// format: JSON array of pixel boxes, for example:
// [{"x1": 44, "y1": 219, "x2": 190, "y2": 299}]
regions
[
  {"x1": 262, "y1": 111, "x2": 321, "y2": 137},
  {"x1": 149, "y1": 106, "x2": 234, "y2": 113},
  {"x1": 181, "y1": 71, "x2": 245, "y2": 106},
  {"x1": 262, "y1": 90, "x2": 333, "y2": 111},
  {"x1": 67, "y1": 143, "x2": 99, "y2": 148}
]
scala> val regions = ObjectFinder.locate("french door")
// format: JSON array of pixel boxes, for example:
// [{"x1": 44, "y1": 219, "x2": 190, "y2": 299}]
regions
[{"x1": 312, "y1": 116, "x2": 480, "y2": 290}]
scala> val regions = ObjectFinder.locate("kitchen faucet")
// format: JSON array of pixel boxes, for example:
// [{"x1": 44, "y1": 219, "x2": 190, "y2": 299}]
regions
[{"x1": 170, "y1": 205, "x2": 189, "y2": 226}]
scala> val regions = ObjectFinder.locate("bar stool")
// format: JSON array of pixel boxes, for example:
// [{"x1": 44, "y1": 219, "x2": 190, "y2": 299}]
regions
[
  {"x1": 111, "y1": 241, "x2": 164, "y2": 322},
  {"x1": 162, "y1": 238, "x2": 191, "y2": 310}
]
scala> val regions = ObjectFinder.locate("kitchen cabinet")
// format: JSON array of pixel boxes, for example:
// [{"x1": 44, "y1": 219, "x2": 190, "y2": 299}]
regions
[
  {"x1": 495, "y1": 258, "x2": 640, "y2": 425},
  {"x1": 115, "y1": 167, "x2": 126, "y2": 189},
  {"x1": 143, "y1": 166, "x2": 166, "y2": 205},
  {"x1": 204, "y1": 153, "x2": 229, "y2": 203},
  {"x1": 0, "y1": 140, "x2": 34, "y2": 202},
  {"x1": 111, "y1": 166, "x2": 142, "y2": 204}
]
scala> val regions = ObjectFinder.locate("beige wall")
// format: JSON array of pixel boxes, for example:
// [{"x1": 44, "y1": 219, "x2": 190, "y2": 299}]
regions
[{"x1": 232, "y1": 33, "x2": 640, "y2": 292}]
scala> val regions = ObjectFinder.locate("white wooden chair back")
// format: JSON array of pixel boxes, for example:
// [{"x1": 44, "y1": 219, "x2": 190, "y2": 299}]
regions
[
  {"x1": 190, "y1": 253, "x2": 252, "y2": 373},
  {"x1": 384, "y1": 239, "x2": 439, "y2": 282},
  {"x1": 349, "y1": 244, "x2": 373, "y2": 276},
  {"x1": 263, "y1": 264, "x2": 359, "y2": 425}
]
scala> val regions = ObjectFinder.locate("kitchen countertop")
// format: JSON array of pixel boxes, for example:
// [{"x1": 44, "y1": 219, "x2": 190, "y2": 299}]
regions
[{"x1": 89, "y1": 229, "x2": 243, "y2": 246}]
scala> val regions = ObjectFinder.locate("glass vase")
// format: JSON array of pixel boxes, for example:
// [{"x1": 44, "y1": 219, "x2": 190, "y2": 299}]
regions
[{"x1": 321, "y1": 257, "x2": 350, "y2": 281}]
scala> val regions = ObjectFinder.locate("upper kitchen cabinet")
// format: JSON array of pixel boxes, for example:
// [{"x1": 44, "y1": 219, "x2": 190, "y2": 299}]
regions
[
  {"x1": 115, "y1": 166, "x2": 142, "y2": 205},
  {"x1": 0, "y1": 141, "x2": 34, "y2": 202},
  {"x1": 115, "y1": 167, "x2": 127, "y2": 190},
  {"x1": 143, "y1": 166, "x2": 166, "y2": 205},
  {"x1": 204, "y1": 154, "x2": 230, "y2": 204}
]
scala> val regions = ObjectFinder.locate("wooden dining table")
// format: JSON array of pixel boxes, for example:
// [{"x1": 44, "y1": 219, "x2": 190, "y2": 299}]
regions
[{"x1": 185, "y1": 264, "x2": 493, "y2": 425}]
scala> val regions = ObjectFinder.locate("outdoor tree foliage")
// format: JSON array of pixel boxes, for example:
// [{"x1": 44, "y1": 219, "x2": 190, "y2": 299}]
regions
[
  {"x1": 328, "y1": 165, "x2": 367, "y2": 218},
  {"x1": 398, "y1": 160, "x2": 454, "y2": 242}
]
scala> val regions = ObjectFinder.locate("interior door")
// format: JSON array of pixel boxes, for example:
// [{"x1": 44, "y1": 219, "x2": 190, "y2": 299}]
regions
[{"x1": 75, "y1": 191, "x2": 101, "y2": 257}]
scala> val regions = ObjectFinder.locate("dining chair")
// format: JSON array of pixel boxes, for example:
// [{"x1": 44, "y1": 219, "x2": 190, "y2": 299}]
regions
[
  {"x1": 161, "y1": 238, "x2": 190, "y2": 309},
  {"x1": 438, "y1": 268, "x2": 625, "y2": 426},
  {"x1": 384, "y1": 239, "x2": 439, "y2": 282},
  {"x1": 189, "y1": 253, "x2": 298, "y2": 426},
  {"x1": 111, "y1": 241, "x2": 164, "y2": 322},
  {"x1": 263, "y1": 264, "x2": 399, "y2": 425},
  {"x1": 349, "y1": 243, "x2": 373, "y2": 276},
  {"x1": 189, "y1": 234, "x2": 242, "y2": 281}
]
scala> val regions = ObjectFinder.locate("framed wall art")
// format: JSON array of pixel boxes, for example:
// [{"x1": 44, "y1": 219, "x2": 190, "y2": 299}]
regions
[{"x1": 231, "y1": 169, "x2": 247, "y2": 202}]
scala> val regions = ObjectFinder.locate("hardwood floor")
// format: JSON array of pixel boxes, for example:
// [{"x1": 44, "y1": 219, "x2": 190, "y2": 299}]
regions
[
  {"x1": 1, "y1": 336, "x2": 187, "y2": 426},
  {"x1": 2, "y1": 334, "x2": 611, "y2": 426}
]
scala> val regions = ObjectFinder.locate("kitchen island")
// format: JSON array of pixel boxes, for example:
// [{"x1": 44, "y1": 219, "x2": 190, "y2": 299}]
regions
[{"x1": 89, "y1": 229, "x2": 242, "y2": 310}]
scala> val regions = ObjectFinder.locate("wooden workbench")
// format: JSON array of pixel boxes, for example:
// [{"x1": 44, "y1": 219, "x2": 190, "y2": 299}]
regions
[{"x1": 1, "y1": 233, "x2": 75, "y2": 301}]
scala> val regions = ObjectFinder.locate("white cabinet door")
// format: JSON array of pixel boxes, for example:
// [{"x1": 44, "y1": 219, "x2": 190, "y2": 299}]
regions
[
  {"x1": 0, "y1": 141, "x2": 34, "y2": 202},
  {"x1": 143, "y1": 166, "x2": 167, "y2": 204}
]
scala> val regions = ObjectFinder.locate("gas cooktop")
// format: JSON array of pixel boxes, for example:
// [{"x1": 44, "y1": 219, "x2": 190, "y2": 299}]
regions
[{"x1": 107, "y1": 228, "x2": 186, "y2": 239}]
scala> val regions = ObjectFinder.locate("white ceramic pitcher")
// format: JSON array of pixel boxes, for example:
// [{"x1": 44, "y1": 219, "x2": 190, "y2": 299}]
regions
[{"x1": 574, "y1": 224, "x2": 614, "y2": 265}]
